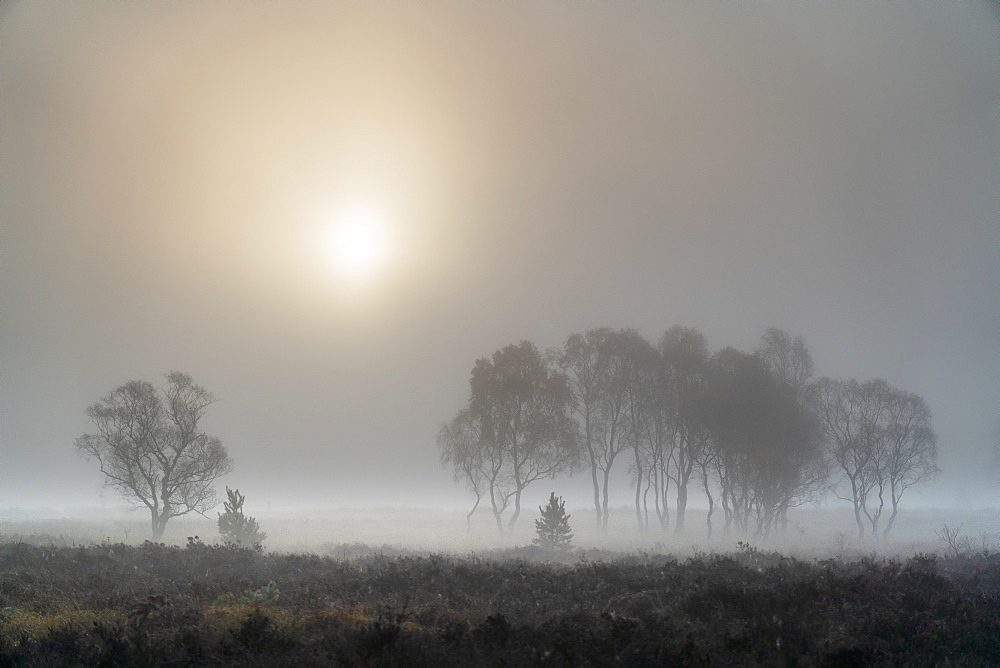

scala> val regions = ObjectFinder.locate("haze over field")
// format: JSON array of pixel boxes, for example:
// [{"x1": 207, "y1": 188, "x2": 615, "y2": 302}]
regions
[{"x1": 1, "y1": 2, "x2": 997, "y2": 524}]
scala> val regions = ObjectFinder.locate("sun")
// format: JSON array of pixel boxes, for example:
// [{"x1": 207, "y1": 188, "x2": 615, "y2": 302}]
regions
[{"x1": 324, "y1": 204, "x2": 388, "y2": 280}]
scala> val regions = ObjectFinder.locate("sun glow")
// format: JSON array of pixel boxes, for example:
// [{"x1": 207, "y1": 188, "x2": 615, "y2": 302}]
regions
[{"x1": 325, "y1": 204, "x2": 388, "y2": 280}]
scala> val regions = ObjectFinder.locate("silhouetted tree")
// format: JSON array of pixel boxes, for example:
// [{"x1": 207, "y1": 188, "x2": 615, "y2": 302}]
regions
[
  {"x1": 640, "y1": 350, "x2": 674, "y2": 532},
  {"x1": 755, "y1": 327, "x2": 814, "y2": 394},
  {"x1": 555, "y1": 328, "x2": 634, "y2": 532},
  {"x1": 878, "y1": 387, "x2": 938, "y2": 537},
  {"x1": 533, "y1": 492, "x2": 573, "y2": 549},
  {"x1": 439, "y1": 408, "x2": 500, "y2": 530},
  {"x1": 467, "y1": 341, "x2": 578, "y2": 532},
  {"x1": 218, "y1": 487, "x2": 267, "y2": 548},
  {"x1": 755, "y1": 328, "x2": 826, "y2": 532},
  {"x1": 556, "y1": 329, "x2": 610, "y2": 531},
  {"x1": 658, "y1": 326, "x2": 710, "y2": 534},
  {"x1": 619, "y1": 330, "x2": 658, "y2": 531},
  {"x1": 701, "y1": 349, "x2": 821, "y2": 538},
  {"x1": 77, "y1": 372, "x2": 233, "y2": 540},
  {"x1": 813, "y1": 378, "x2": 881, "y2": 540},
  {"x1": 814, "y1": 377, "x2": 938, "y2": 541}
]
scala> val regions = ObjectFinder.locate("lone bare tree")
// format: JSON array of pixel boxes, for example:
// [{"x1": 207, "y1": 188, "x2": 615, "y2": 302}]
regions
[{"x1": 76, "y1": 372, "x2": 233, "y2": 540}]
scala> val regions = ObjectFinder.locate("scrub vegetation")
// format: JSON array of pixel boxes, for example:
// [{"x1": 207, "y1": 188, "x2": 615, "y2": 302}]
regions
[{"x1": 0, "y1": 539, "x2": 997, "y2": 666}]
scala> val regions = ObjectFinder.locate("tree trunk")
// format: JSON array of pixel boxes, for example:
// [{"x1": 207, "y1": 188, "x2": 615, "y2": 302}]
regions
[
  {"x1": 674, "y1": 484, "x2": 688, "y2": 535},
  {"x1": 721, "y1": 488, "x2": 732, "y2": 537},
  {"x1": 850, "y1": 478, "x2": 866, "y2": 540},
  {"x1": 642, "y1": 479, "x2": 653, "y2": 531},
  {"x1": 633, "y1": 448, "x2": 643, "y2": 531},
  {"x1": 508, "y1": 488, "x2": 522, "y2": 532},
  {"x1": 702, "y1": 469, "x2": 714, "y2": 540},
  {"x1": 466, "y1": 495, "x2": 481, "y2": 532},
  {"x1": 882, "y1": 499, "x2": 900, "y2": 539},
  {"x1": 151, "y1": 512, "x2": 167, "y2": 541},
  {"x1": 489, "y1": 483, "x2": 505, "y2": 533},
  {"x1": 659, "y1": 469, "x2": 670, "y2": 531},
  {"x1": 492, "y1": 507, "x2": 505, "y2": 533},
  {"x1": 591, "y1": 460, "x2": 601, "y2": 531},
  {"x1": 634, "y1": 476, "x2": 643, "y2": 531},
  {"x1": 705, "y1": 494, "x2": 714, "y2": 540},
  {"x1": 601, "y1": 468, "x2": 611, "y2": 531},
  {"x1": 585, "y1": 420, "x2": 600, "y2": 532}
]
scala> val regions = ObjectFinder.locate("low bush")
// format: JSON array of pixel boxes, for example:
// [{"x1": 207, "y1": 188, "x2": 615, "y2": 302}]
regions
[{"x1": 0, "y1": 541, "x2": 996, "y2": 665}]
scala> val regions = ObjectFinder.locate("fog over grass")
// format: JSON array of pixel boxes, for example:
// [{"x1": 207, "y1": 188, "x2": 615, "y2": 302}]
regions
[
  {"x1": 2, "y1": 506, "x2": 995, "y2": 563},
  {"x1": 1, "y1": 2, "x2": 997, "y2": 533}
]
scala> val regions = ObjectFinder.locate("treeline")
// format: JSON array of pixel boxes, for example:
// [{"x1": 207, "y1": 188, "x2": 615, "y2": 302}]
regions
[{"x1": 440, "y1": 327, "x2": 938, "y2": 542}]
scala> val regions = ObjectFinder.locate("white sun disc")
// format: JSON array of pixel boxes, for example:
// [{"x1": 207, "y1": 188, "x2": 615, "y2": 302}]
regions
[{"x1": 326, "y1": 204, "x2": 387, "y2": 279}]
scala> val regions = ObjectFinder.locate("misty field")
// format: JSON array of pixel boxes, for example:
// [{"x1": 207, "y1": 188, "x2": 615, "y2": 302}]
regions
[
  {"x1": 3, "y1": 505, "x2": 996, "y2": 556},
  {"x1": 1, "y1": 508, "x2": 998, "y2": 665}
]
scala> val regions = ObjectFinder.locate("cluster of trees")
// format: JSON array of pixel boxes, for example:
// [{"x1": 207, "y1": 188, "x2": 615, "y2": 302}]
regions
[{"x1": 440, "y1": 327, "x2": 939, "y2": 541}]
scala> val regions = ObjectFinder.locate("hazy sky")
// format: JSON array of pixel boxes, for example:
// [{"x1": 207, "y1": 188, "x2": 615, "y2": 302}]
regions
[{"x1": 2, "y1": 2, "x2": 997, "y2": 514}]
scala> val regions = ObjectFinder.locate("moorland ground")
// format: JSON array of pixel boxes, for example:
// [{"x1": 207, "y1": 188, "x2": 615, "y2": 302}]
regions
[
  {"x1": 0, "y1": 539, "x2": 998, "y2": 666},
  {"x1": 0, "y1": 506, "x2": 998, "y2": 665}
]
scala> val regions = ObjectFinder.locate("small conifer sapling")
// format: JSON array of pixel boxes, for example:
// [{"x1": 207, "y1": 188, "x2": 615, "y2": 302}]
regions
[
  {"x1": 533, "y1": 492, "x2": 573, "y2": 550},
  {"x1": 218, "y1": 487, "x2": 267, "y2": 548}
]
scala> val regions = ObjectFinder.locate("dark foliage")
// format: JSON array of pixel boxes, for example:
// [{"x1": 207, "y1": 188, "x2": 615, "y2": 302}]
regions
[
  {"x1": 0, "y1": 541, "x2": 997, "y2": 666},
  {"x1": 217, "y1": 487, "x2": 267, "y2": 549},
  {"x1": 533, "y1": 493, "x2": 573, "y2": 550}
]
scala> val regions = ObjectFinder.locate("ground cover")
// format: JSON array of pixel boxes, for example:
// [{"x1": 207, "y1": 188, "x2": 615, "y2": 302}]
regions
[{"x1": 0, "y1": 540, "x2": 997, "y2": 665}]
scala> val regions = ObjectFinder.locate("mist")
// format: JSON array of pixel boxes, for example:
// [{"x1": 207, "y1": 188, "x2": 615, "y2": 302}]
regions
[{"x1": 2, "y1": 2, "x2": 997, "y2": 532}]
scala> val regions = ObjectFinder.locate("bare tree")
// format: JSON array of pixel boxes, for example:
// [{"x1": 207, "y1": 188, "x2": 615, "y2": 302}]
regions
[
  {"x1": 755, "y1": 328, "x2": 825, "y2": 532},
  {"x1": 659, "y1": 326, "x2": 710, "y2": 534},
  {"x1": 618, "y1": 330, "x2": 658, "y2": 531},
  {"x1": 813, "y1": 378, "x2": 884, "y2": 540},
  {"x1": 814, "y1": 377, "x2": 938, "y2": 542},
  {"x1": 556, "y1": 328, "x2": 632, "y2": 532},
  {"x1": 876, "y1": 387, "x2": 938, "y2": 537},
  {"x1": 439, "y1": 408, "x2": 508, "y2": 531},
  {"x1": 468, "y1": 341, "x2": 578, "y2": 532},
  {"x1": 755, "y1": 327, "x2": 814, "y2": 394},
  {"x1": 76, "y1": 372, "x2": 233, "y2": 540},
  {"x1": 556, "y1": 329, "x2": 609, "y2": 531},
  {"x1": 641, "y1": 361, "x2": 674, "y2": 532},
  {"x1": 698, "y1": 450, "x2": 718, "y2": 539}
]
